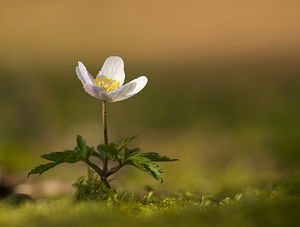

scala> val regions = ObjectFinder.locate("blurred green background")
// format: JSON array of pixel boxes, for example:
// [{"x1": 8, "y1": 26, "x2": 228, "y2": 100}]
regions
[{"x1": 0, "y1": 0, "x2": 300, "y2": 197}]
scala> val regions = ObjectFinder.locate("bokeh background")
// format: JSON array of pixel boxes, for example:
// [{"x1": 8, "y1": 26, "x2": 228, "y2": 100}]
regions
[{"x1": 1, "y1": 0, "x2": 300, "y2": 197}]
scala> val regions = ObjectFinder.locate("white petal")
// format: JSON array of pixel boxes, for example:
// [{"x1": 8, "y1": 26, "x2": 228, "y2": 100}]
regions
[
  {"x1": 98, "y1": 56, "x2": 125, "y2": 85},
  {"x1": 76, "y1": 61, "x2": 94, "y2": 85},
  {"x1": 83, "y1": 84, "x2": 112, "y2": 101},
  {"x1": 109, "y1": 76, "x2": 148, "y2": 102},
  {"x1": 108, "y1": 81, "x2": 137, "y2": 101}
]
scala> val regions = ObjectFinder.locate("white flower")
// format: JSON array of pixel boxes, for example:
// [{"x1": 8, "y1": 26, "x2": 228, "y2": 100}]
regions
[{"x1": 76, "y1": 56, "x2": 148, "y2": 102}]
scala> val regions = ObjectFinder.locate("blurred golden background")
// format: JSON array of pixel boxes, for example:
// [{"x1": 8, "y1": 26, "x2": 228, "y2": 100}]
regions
[{"x1": 0, "y1": 0, "x2": 300, "y2": 196}]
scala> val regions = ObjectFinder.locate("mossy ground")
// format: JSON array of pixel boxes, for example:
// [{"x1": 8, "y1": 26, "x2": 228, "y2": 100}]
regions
[{"x1": 1, "y1": 177, "x2": 300, "y2": 227}]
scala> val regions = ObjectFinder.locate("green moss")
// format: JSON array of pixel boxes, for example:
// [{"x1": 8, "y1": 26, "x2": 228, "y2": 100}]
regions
[{"x1": 1, "y1": 179, "x2": 300, "y2": 227}]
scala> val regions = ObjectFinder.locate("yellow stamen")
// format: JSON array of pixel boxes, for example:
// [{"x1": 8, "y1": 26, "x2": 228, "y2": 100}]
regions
[
  {"x1": 94, "y1": 77, "x2": 101, "y2": 85},
  {"x1": 111, "y1": 80, "x2": 117, "y2": 89},
  {"x1": 94, "y1": 76, "x2": 120, "y2": 93}
]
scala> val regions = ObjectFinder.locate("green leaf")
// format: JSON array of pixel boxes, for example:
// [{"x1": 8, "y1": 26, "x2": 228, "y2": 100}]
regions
[
  {"x1": 27, "y1": 162, "x2": 59, "y2": 177},
  {"x1": 85, "y1": 146, "x2": 95, "y2": 159},
  {"x1": 124, "y1": 147, "x2": 141, "y2": 160},
  {"x1": 28, "y1": 135, "x2": 93, "y2": 178},
  {"x1": 96, "y1": 145, "x2": 105, "y2": 160},
  {"x1": 116, "y1": 136, "x2": 138, "y2": 150},
  {"x1": 29, "y1": 151, "x2": 85, "y2": 177},
  {"x1": 139, "y1": 152, "x2": 178, "y2": 162},
  {"x1": 90, "y1": 148, "x2": 104, "y2": 160},
  {"x1": 124, "y1": 156, "x2": 164, "y2": 182},
  {"x1": 76, "y1": 135, "x2": 87, "y2": 156},
  {"x1": 41, "y1": 150, "x2": 84, "y2": 163},
  {"x1": 98, "y1": 144, "x2": 120, "y2": 161}
]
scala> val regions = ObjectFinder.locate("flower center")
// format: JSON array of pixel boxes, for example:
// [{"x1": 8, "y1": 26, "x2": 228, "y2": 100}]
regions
[{"x1": 94, "y1": 76, "x2": 120, "y2": 93}]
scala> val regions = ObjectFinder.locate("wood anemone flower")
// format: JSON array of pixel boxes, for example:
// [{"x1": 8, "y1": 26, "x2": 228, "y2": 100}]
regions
[{"x1": 76, "y1": 56, "x2": 148, "y2": 102}]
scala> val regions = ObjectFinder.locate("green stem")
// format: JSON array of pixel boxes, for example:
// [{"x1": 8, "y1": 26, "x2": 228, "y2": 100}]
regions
[
  {"x1": 107, "y1": 164, "x2": 123, "y2": 177},
  {"x1": 85, "y1": 160, "x2": 103, "y2": 177}
]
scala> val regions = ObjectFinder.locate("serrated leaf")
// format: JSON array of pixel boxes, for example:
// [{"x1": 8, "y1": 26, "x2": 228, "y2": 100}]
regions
[
  {"x1": 115, "y1": 136, "x2": 138, "y2": 150},
  {"x1": 28, "y1": 135, "x2": 94, "y2": 178},
  {"x1": 143, "y1": 163, "x2": 164, "y2": 183},
  {"x1": 27, "y1": 162, "x2": 59, "y2": 177},
  {"x1": 90, "y1": 149, "x2": 104, "y2": 160},
  {"x1": 41, "y1": 150, "x2": 84, "y2": 163},
  {"x1": 97, "y1": 144, "x2": 120, "y2": 161},
  {"x1": 124, "y1": 147, "x2": 141, "y2": 160},
  {"x1": 86, "y1": 146, "x2": 92, "y2": 158},
  {"x1": 76, "y1": 135, "x2": 87, "y2": 156},
  {"x1": 96, "y1": 145, "x2": 105, "y2": 160},
  {"x1": 124, "y1": 156, "x2": 163, "y2": 182},
  {"x1": 139, "y1": 152, "x2": 178, "y2": 162},
  {"x1": 85, "y1": 146, "x2": 96, "y2": 159}
]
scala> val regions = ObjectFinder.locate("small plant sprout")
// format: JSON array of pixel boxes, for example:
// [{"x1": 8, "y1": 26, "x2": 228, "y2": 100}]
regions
[{"x1": 28, "y1": 56, "x2": 178, "y2": 192}]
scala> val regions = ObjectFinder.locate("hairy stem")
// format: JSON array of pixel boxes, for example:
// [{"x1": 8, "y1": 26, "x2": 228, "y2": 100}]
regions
[{"x1": 102, "y1": 101, "x2": 109, "y2": 175}]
